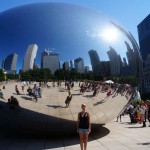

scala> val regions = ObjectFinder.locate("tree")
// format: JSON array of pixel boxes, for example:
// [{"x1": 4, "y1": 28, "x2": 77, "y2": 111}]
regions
[
  {"x1": 7, "y1": 73, "x2": 19, "y2": 80},
  {"x1": 20, "y1": 68, "x2": 52, "y2": 81}
]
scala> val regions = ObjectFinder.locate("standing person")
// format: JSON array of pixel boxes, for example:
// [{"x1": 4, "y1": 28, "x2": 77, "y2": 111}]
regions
[
  {"x1": 15, "y1": 85, "x2": 20, "y2": 95},
  {"x1": 77, "y1": 104, "x2": 91, "y2": 150},
  {"x1": 21, "y1": 85, "x2": 25, "y2": 94},
  {"x1": 38, "y1": 87, "x2": 42, "y2": 98}
]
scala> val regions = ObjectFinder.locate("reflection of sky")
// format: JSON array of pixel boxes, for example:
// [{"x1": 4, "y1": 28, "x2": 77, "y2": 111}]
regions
[{"x1": 0, "y1": 3, "x2": 131, "y2": 71}]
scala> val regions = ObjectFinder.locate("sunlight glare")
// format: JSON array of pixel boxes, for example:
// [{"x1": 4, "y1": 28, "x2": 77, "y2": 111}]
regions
[{"x1": 101, "y1": 27, "x2": 119, "y2": 42}]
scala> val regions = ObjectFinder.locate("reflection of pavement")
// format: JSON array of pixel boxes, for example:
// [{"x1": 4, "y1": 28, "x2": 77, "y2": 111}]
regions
[
  {"x1": 0, "y1": 83, "x2": 131, "y2": 137},
  {"x1": 0, "y1": 115, "x2": 150, "y2": 149},
  {"x1": 0, "y1": 82, "x2": 130, "y2": 137}
]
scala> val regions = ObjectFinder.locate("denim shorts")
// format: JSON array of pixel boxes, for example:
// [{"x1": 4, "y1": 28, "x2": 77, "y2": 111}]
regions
[{"x1": 79, "y1": 128, "x2": 89, "y2": 134}]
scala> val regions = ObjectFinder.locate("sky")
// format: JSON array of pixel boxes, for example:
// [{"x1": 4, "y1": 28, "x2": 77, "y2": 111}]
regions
[{"x1": 0, "y1": 0, "x2": 150, "y2": 71}]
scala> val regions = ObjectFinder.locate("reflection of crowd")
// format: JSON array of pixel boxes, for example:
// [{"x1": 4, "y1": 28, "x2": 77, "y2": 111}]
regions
[
  {"x1": 78, "y1": 81, "x2": 134, "y2": 102},
  {"x1": 0, "y1": 89, "x2": 5, "y2": 100},
  {"x1": 7, "y1": 96, "x2": 21, "y2": 110},
  {"x1": 27, "y1": 84, "x2": 43, "y2": 102}
]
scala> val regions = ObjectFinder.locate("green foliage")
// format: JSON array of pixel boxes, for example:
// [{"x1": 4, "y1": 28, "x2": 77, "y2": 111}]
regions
[
  {"x1": 6, "y1": 74, "x2": 19, "y2": 80},
  {"x1": 108, "y1": 75, "x2": 136, "y2": 84},
  {"x1": 20, "y1": 68, "x2": 52, "y2": 81},
  {"x1": 54, "y1": 69, "x2": 93, "y2": 81},
  {"x1": 0, "y1": 69, "x2": 4, "y2": 81}
]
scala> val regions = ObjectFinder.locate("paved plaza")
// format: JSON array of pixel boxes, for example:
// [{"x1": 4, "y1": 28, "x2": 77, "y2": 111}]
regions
[
  {"x1": 0, "y1": 115, "x2": 150, "y2": 150},
  {"x1": 0, "y1": 82, "x2": 150, "y2": 150}
]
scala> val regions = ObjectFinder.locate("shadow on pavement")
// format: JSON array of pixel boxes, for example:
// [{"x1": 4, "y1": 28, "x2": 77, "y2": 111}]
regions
[
  {"x1": 126, "y1": 126, "x2": 144, "y2": 128},
  {"x1": 0, "y1": 100, "x2": 110, "y2": 149},
  {"x1": 137, "y1": 142, "x2": 150, "y2": 145},
  {"x1": 21, "y1": 96, "x2": 32, "y2": 101},
  {"x1": 47, "y1": 105, "x2": 65, "y2": 109}
]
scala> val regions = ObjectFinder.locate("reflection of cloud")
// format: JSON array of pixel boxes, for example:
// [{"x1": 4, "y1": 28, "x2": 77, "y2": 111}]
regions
[
  {"x1": 100, "y1": 28, "x2": 119, "y2": 42},
  {"x1": 86, "y1": 30, "x2": 101, "y2": 38},
  {"x1": 86, "y1": 27, "x2": 120, "y2": 43},
  {"x1": 89, "y1": 65, "x2": 92, "y2": 70}
]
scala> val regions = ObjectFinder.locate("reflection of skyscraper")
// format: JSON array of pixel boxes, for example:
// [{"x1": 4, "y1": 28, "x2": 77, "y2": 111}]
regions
[
  {"x1": 41, "y1": 50, "x2": 48, "y2": 68},
  {"x1": 1, "y1": 59, "x2": 5, "y2": 69},
  {"x1": 123, "y1": 57, "x2": 127, "y2": 67},
  {"x1": 85, "y1": 66, "x2": 90, "y2": 73},
  {"x1": 111, "y1": 21, "x2": 143, "y2": 90},
  {"x1": 74, "y1": 57, "x2": 84, "y2": 73},
  {"x1": 70, "y1": 60, "x2": 74, "y2": 70},
  {"x1": 63, "y1": 61, "x2": 69, "y2": 71},
  {"x1": 3, "y1": 53, "x2": 18, "y2": 74},
  {"x1": 88, "y1": 50, "x2": 100, "y2": 76},
  {"x1": 125, "y1": 41, "x2": 136, "y2": 75},
  {"x1": 42, "y1": 53, "x2": 60, "y2": 74},
  {"x1": 23, "y1": 44, "x2": 38, "y2": 72},
  {"x1": 107, "y1": 47, "x2": 121, "y2": 76},
  {"x1": 137, "y1": 14, "x2": 150, "y2": 60},
  {"x1": 99, "y1": 61, "x2": 110, "y2": 77}
]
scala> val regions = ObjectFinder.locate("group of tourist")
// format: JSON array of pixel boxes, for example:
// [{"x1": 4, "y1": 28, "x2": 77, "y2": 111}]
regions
[{"x1": 127, "y1": 101, "x2": 150, "y2": 127}]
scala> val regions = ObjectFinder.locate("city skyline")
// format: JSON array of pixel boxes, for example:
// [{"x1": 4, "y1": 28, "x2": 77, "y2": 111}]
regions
[{"x1": 2, "y1": 40, "x2": 140, "y2": 78}]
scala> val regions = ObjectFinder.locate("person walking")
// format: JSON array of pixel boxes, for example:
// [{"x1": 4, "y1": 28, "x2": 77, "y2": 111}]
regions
[{"x1": 77, "y1": 104, "x2": 91, "y2": 150}]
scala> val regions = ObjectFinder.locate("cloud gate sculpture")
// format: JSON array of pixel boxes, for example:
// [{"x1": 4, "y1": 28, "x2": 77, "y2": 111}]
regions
[{"x1": 0, "y1": 2, "x2": 142, "y2": 137}]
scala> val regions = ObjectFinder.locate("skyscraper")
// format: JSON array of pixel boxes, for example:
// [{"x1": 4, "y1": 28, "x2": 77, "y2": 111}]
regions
[
  {"x1": 143, "y1": 55, "x2": 150, "y2": 93},
  {"x1": 22, "y1": 44, "x2": 38, "y2": 72},
  {"x1": 107, "y1": 47, "x2": 121, "y2": 76},
  {"x1": 138, "y1": 14, "x2": 150, "y2": 92},
  {"x1": 74, "y1": 57, "x2": 84, "y2": 73},
  {"x1": 2, "y1": 53, "x2": 18, "y2": 74},
  {"x1": 88, "y1": 50, "x2": 100, "y2": 76},
  {"x1": 137, "y1": 14, "x2": 150, "y2": 61},
  {"x1": 42, "y1": 53, "x2": 60, "y2": 74}
]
